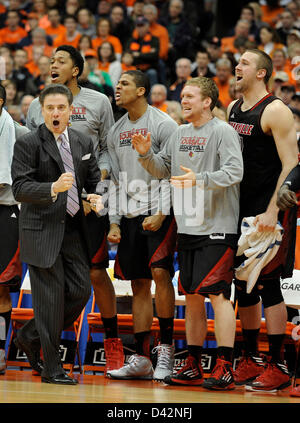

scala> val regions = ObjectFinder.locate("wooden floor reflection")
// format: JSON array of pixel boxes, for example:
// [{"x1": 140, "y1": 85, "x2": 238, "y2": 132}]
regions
[{"x1": 0, "y1": 369, "x2": 300, "y2": 404}]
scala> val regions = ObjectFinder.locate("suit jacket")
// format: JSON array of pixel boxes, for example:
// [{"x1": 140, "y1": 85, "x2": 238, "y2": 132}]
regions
[{"x1": 11, "y1": 124, "x2": 100, "y2": 268}]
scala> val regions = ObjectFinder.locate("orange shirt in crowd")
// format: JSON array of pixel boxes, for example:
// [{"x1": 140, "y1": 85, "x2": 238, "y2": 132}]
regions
[
  {"x1": 121, "y1": 63, "x2": 136, "y2": 71},
  {"x1": 45, "y1": 24, "x2": 66, "y2": 41},
  {"x1": 132, "y1": 22, "x2": 169, "y2": 60},
  {"x1": 213, "y1": 77, "x2": 232, "y2": 108},
  {"x1": 153, "y1": 102, "x2": 168, "y2": 113},
  {"x1": 258, "y1": 42, "x2": 286, "y2": 58},
  {"x1": 272, "y1": 65, "x2": 295, "y2": 85},
  {"x1": 260, "y1": 5, "x2": 284, "y2": 26},
  {"x1": 0, "y1": 26, "x2": 27, "y2": 45},
  {"x1": 221, "y1": 36, "x2": 239, "y2": 54},
  {"x1": 53, "y1": 32, "x2": 82, "y2": 48},
  {"x1": 25, "y1": 60, "x2": 40, "y2": 78},
  {"x1": 92, "y1": 35, "x2": 123, "y2": 56},
  {"x1": 24, "y1": 44, "x2": 54, "y2": 62},
  {"x1": 38, "y1": 14, "x2": 51, "y2": 29},
  {"x1": 98, "y1": 61, "x2": 110, "y2": 73}
]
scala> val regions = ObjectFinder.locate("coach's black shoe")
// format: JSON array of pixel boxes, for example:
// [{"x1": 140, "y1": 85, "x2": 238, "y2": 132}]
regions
[
  {"x1": 14, "y1": 336, "x2": 44, "y2": 375},
  {"x1": 42, "y1": 373, "x2": 78, "y2": 385}
]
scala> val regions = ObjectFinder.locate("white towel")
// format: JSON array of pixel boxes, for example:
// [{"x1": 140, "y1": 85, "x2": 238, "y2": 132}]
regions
[
  {"x1": 0, "y1": 109, "x2": 16, "y2": 185},
  {"x1": 235, "y1": 216, "x2": 283, "y2": 293}
]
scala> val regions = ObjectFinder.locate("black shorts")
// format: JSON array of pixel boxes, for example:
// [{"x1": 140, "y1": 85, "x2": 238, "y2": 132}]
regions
[
  {"x1": 177, "y1": 233, "x2": 237, "y2": 298},
  {"x1": 114, "y1": 212, "x2": 177, "y2": 280},
  {"x1": 0, "y1": 204, "x2": 22, "y2": 291},
  {"x1": 86, "y1": 211, "x2": 109, "y2": 269}
]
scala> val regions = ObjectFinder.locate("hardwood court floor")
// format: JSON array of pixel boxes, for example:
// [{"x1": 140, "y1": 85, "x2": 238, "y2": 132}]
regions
[{"x1": 0, "y1": 369, "x2": 300, "y2": 404}]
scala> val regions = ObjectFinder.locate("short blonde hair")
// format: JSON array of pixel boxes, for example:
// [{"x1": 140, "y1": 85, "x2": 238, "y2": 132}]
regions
[{"x1": 184, "y1": 77, "x2": 219, "y2": 110}]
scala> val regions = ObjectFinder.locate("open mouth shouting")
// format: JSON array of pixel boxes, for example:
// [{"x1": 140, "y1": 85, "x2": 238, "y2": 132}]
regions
[
  {"x1": 52, "y1": 119, "x2": 61, "y2": 131},
  {"x1": 51, "y1": 71, "x2": 60, "y2": 83}
]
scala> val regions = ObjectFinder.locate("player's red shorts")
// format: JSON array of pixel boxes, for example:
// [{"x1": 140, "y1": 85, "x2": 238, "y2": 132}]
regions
[{"x1": 177, "y1": 233, "x2": 237, "y2": 299}]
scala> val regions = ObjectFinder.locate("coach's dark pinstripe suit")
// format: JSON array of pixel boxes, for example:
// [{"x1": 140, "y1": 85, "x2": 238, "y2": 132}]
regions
[{"x1": 11, "y1": 123, "x2": 100, "y2": 378}]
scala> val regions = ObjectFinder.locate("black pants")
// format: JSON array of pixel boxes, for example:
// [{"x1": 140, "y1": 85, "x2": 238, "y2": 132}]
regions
[{"x1": 19, "y1": 225, "x2": 91, "y2": 378}]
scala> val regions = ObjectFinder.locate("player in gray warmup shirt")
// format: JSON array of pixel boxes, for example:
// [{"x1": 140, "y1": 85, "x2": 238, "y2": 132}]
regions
[
  {"x1": 25, "y1": 45, "x2": 125, "y2": 376},
  {"x1": 106, "y1": 70, "x2": 178, "y2": 382},
  {"x1": 132, "y1": 77, "x2": 244, "y2": 390},
  {"x1": 136, "y1": 117, "x2": 242, "y2": 235},
  {"x1": 0, "y1": 81, "x2": 31, "y2": 374}
]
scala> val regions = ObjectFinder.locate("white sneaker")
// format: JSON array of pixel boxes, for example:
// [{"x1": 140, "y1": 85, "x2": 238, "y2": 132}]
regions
[
  {"x1": 107, "y1": 354, "x2": 153, "y2": 380},
  {"x1": 152, "y1": 343, "x2": 174, "y2": 381},
  {"x1": 0, "y1": 349, "x2": 6, "y2": 375}
]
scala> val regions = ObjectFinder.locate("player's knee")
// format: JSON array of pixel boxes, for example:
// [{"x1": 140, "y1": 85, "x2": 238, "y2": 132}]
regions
[
  {"x1": 235, "y1": 280, "x2": 261, "y2": 307},
  {"x1": 259, "y1": 279, "x2": 284, "y2": 309},
  {"x1": 209, "y1": 291, "x2": 225, "y2": 304},
  {"x1": 131, "y1": 279, "x2": 152, "y2": 296},
  {"x1": 90, "y1": 267, "x2": 107, "y2": 286},
  {"x1": 151, "y1": 267, "x2": 171, "y2": 285}
]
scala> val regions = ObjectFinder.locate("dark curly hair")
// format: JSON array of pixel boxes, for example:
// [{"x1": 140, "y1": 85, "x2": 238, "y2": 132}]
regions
[{"x1": 55, "y1": 45, "x2": 84, "y2": 78}]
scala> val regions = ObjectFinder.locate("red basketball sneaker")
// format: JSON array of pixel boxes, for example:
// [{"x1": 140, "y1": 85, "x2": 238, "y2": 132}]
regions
[
  {"x1": 246, "y1": 361, "x2": 291, "y2": 392},
  {"x1": 234, "y1": 354, "x2": 266, "y2": 385},
  {"x1": 104, "y1": 338, "x2": 124, "y2": 377},
  {"x1": 164, "y1": 355, "x2": 203, "y2": 386},
  {"x1": 202, "y1": 358, "x2": 235, "y2": 390}
]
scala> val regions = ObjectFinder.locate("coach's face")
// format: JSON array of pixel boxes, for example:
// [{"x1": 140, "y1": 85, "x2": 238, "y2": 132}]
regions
[
  {"x1": 41, "y1": 93, "x2": 72, "y2": 135},
  {"x1": 115, "y1": 73, "x2": 145, "y2": 108}
]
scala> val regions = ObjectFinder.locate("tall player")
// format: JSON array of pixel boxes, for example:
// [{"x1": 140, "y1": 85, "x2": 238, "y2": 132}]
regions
[
  {"x1": 26, "y1": 45, "x2": 124, "y2": 376},
  {"x1": 228, "y1": 49, "x2": 298, "y2": 392},
  {"x1": 106, "y1": 70, "x2": 178, "y2": 381}
]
